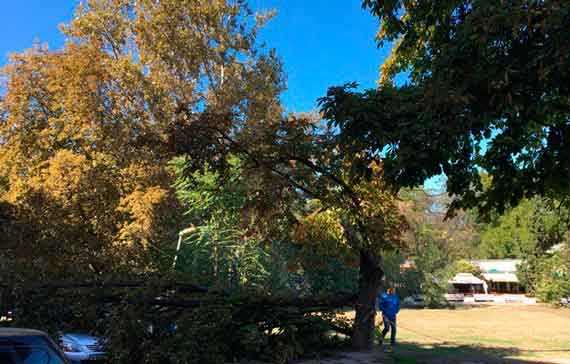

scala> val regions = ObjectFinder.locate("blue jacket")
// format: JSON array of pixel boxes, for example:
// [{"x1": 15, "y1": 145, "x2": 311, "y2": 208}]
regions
[{"x1": 378, "y1": 292, "x2": 400, "y2": 320}]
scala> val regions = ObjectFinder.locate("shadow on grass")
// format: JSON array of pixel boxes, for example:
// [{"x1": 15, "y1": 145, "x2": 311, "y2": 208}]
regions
[
  {"x1": 378, "y1": 342, "x2": 570, "y2": 364},
  {"x1": 399, "y1": 302, "x2": 509, "y2": 311}
]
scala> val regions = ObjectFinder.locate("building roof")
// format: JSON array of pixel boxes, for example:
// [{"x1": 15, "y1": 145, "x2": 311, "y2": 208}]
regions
[
  {"x1": 449, "y1": 273, "x2": 486, "y2": 285},
  {"x1": 482, "y1": 272, "x2": 519, "y2": 283},
  {"x1": 471, "y1": 259, "x2": 521, "y2": 273}
]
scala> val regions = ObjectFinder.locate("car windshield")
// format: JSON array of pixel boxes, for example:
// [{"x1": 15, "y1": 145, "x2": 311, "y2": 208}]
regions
[{"x1": 0, "y1": 336, "x2": 67, "y2": 364}]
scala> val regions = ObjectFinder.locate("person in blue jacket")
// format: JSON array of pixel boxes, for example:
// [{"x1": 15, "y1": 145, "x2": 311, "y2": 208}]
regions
[{"x1": 378, "y1": 287, "x2": 400, "y2": 348}]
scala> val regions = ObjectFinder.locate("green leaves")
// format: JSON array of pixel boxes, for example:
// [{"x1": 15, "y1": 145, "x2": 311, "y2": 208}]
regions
[
  {"x1": 529, "y1": 248, "x2": 570, "y2": 303},
  {"x1": 479, "y1": 197, "x2": 570, "y2": 259},
  {"x1": 324, "y1": 1, "x2": 570, "y2": 216},
  {"x1": 172, "y1": 155, "x2": 272, "y2": 291},
  {"x1": 319, "y1": 83, "x2": 455, "y2": 190}
]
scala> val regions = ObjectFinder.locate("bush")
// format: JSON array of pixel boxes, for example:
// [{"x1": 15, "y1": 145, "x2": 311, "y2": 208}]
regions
[
  {"x1": 517, "y1": 244, "x2": 570, "y2": 304},
  {"x1": 534, "y1": 253, "x2": 570, "y2": 305}
]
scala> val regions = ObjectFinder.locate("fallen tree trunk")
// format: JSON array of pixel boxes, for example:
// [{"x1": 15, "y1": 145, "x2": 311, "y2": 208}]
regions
[
  {"x1": 4, "y1": 280, "x2": 357, "y2": 339},
  {"x1": 3, "y1": 280, "x2": 355, "y2": 309},
  {"x1": 0, "y1": 280, "x2": 213, "y2": 294}
]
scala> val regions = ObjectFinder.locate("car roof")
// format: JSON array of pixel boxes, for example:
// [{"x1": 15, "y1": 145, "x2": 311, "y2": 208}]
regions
[{"x1": 0, "y1": 328, "x2": 49, "y2": 337}]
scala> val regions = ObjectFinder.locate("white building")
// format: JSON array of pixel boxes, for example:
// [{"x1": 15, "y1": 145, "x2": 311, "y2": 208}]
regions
[{"x1": 471, "y1": 259, "x2": 523, "y2": 294}]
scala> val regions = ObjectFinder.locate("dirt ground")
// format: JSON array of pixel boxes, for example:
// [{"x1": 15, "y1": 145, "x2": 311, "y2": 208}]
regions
[{"x1": 299, "y1": 304, "x2": 570, "y2": 364}]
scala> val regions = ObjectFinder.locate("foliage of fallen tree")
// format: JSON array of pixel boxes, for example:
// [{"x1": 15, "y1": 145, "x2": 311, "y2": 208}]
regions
[{"x1": 1, "y1": 279, "x2": 355, "y2": 364}]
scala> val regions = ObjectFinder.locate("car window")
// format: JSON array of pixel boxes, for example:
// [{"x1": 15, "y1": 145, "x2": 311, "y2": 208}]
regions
[
  {"x1": 0, "y1": 336, "x2": 67, "y2": 364},
  {"x1": 0, "y1": 349, "x2": 19, "y2": 364},
  {"x1": 1, "y1": 345, "x2": 52, "y2": 364},
  {"x1": 19, "y1": 347, "x2": 51, "y2": 364}
]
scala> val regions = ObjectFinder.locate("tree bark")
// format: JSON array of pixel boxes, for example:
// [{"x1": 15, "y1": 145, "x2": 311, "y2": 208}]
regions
[{"x1": 352, "y1": 249, "x2": 383, "y2": 351}]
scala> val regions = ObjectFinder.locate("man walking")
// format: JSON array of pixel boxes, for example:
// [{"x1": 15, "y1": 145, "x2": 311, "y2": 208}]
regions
[{"x1": 378, "y1": 287, "x2": 400, "y2": 350}]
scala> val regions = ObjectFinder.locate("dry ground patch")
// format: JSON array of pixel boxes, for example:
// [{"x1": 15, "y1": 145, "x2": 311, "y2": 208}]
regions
[{"x1": 300, "y1": 304, "x2": 570, "y2": 364}]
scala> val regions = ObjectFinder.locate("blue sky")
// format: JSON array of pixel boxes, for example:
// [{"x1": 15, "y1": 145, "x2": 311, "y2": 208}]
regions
[
  {"x1": 0, "y1": 0, "x2": 389, "y2": 113},
  {"x1": 253, "y1": 0, "x2": 391, "y2": 111}
]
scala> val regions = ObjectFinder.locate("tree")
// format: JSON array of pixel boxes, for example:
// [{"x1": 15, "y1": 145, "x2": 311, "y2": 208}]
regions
[
  {"x1": 381, "y1": 188, "x2": 479, "y2": 305},
  {"x1": 0, "y1": 0, "x2": 279, "y2": 277},
  {"x1": 174, "y1": 107, "x2": 407, "y2": 349},
  {"x1": 358, "y1": 0, "x2": 570, "y2": 214},
  {"x1": 283, "y1": 148, "x2": 405, "y2": 350},
  {"x1": 320, "y1": 1, "x2": 570, "y2": 224},
  {"x1": 533, "y1": 246, "x2": 570, "y2": 303},
  {"x1": 4, "y1": 0, "x2": 399, "y2": 354},
  {"x1": 0, "y1": 44, "x2": 181, "y2": 277},
  {"x1": 317, "y1": 1, "x2": 567, "y2": 343},
  {"x1": 400, "y1": 188, "x2": 479, "y2": 260},
  {"x1": 475, "y1": 196, "x2": 570, "y2": 296},
  {"x1": 479, "y1": 198, "x2": 539, "y2": 259},
  {"x1": 477, "y1": 196, "x2": 570, "y2": 258}
]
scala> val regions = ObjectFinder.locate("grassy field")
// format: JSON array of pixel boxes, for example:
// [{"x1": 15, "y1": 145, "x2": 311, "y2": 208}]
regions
[
  {"x1": 302, "y1": 304, "x2": 570, "y2": 364},
  {"x1": 386, "y1": 304, "x2": 570, "y2": 364}
]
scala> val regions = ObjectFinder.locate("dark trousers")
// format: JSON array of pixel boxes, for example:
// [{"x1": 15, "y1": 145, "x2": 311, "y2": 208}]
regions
[{"x1": 381, "y1": 315, "x2": 397, "y2": 345}]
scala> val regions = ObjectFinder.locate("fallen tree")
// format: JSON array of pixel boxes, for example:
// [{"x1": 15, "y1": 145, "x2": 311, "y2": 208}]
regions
[{"x1": 2, "y1": 279, "x2": 356, "y2": 364}]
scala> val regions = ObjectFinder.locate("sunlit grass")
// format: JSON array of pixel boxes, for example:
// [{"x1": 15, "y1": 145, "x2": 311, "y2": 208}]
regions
[{"x1": 339, "y1": 304, "x2": 570, "y2": 363}]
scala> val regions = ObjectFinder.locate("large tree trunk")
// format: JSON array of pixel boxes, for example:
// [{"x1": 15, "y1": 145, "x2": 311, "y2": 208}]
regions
[{"x1": 352, "y1": 249, "x2": 383, "y2": 351}]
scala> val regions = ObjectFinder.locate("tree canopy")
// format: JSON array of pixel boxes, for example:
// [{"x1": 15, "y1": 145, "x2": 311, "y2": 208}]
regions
[
  {"x1": 0, "y1": 0, "x2": 282, "y2": 277},
  {"x1": 3, "y1": 1, "x2": 570, "y2": 361},
  {"x1": 321, "y1": 0, "x2": 570, "y2": 215},
  {"x1": 0, "y1": 0, "x2": 406, "y2": 353}
]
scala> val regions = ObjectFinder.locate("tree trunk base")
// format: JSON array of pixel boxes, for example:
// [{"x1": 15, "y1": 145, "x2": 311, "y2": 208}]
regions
[{"x1": 352, "y1": 250, "x2": 383, "y2": 351}]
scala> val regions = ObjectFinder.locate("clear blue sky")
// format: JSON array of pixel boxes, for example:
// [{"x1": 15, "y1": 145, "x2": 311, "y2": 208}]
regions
[{"x1": 0, "y1": 0, "x2": 390, "y2": 113}]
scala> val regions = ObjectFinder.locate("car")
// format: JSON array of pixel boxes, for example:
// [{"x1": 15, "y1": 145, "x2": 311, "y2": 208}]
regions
[
  {"x1": 0, "y1": 327, "x2": 69, "y2": 364},
  {"x1": 59, "y1": 333, "x2": 106, "y2": 364}
]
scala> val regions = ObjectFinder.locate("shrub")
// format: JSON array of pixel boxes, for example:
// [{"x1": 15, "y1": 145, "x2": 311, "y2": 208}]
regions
[{"x1": 534, "y1": 253, "x2": 570, "y2": 305}]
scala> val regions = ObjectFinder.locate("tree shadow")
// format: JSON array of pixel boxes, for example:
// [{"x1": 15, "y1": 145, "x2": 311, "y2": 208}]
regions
[
  {"x1": 296, "y1": 342, "x2": 570, "y2": 364},
  {"x1": 402, "y1": 303, "x2": 483, "y2": 311},
  {"x1": 376, "y1": 341, "x2": 570, "y2": 364}
]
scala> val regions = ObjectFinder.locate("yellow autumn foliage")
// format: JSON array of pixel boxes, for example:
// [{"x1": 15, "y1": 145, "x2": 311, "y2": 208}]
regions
[
  {"x1": 0, "y1": 0, "x2": 282, "y2": 277},
  {"x1": 0, "y1": 0, "x2": 282, "y2": 271}
]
